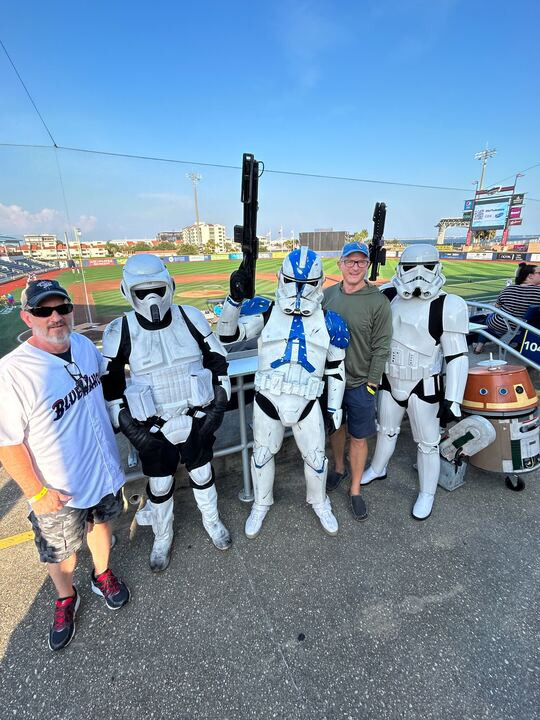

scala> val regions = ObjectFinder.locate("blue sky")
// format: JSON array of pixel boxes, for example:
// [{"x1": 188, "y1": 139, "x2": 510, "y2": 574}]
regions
[{"x1": 1, "y1": 0, "x2": 539, "y2": 242}]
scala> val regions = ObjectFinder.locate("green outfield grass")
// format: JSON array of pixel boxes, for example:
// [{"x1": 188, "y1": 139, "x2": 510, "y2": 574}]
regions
[{"x1": 0, "y1": 258, "x2": 516, "y2": 358}]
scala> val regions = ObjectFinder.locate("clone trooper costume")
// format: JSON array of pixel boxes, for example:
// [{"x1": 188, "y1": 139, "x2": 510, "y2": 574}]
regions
[
  {"x1": 361, "y1": 245, "x2": 469, "y2": 519},
  {"x1": 217, "y1": 247, "x2": 349, "y2": 538},
  {"x1": 102, "y1": 254, "x2": 232, "y2": 571}
]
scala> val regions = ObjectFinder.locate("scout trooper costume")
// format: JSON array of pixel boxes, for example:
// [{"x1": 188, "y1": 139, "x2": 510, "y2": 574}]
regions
[
  {"x1": 217, "y1": 247, "x2": 349, "y2": 538},
  {"x1": 361, "y1": 244, "x2": 469, "y2": 519},
  {"x1": 102, "y1": 254, "x2": 231, "y2": 571}
]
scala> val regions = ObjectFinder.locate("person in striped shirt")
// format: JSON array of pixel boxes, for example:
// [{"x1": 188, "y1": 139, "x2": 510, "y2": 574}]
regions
[{"x1": 472, "y1": 262, "x2": 540, "y2": 352}]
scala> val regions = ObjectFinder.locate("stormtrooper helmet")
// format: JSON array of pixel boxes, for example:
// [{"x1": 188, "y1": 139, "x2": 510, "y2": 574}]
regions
[
  {"x1": 393, "y1": 244, "x2": 445, "y2": 299},
  {"x1": 276, "y1": 247, "x2": 324, "y2": 316},
  {"x1": 121, "y1": 253, "x2": 175, "y2": 323}
]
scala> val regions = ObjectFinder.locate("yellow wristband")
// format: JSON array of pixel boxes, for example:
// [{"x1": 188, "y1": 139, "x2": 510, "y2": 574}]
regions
[
  {"x1": 28, "y1": 486, "x2": 48, "y2": 504},
  {"x1": 366, "y1": 385, "x2": 377, "y2": 395}
]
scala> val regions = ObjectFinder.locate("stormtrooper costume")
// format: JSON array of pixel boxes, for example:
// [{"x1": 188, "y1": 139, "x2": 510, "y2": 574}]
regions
[
  {"x1": 361, "y1": 245, "x2": 469, "y2": 519},
  {"x1": 102, "y1": 254, "x2": 232, "y2": 571},
  {"x1": 217, "y1": 247, "x2": 349, "y2": 538}
]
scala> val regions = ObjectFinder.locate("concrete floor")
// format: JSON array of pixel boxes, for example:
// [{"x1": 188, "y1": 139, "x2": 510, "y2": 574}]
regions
[{"x1": 1, "y1": 403, "x2": 539, "y2": 720}]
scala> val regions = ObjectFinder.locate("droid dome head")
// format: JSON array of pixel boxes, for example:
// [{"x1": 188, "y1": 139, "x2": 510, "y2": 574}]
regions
[
  {"x1": 276, "y1": 247, "x2": 324, "y2": 316},
  {"x1": 393, "y1": 244, "x2": 445, "y2": 300},
  {"x1": 121, "y1": 253, "x2": 175, "y2": 323}
]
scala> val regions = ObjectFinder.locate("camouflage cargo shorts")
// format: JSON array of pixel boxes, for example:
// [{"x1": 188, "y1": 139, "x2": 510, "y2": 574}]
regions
[{"x1": 28, "y1": 491, "x2": 122, "y2": 564}]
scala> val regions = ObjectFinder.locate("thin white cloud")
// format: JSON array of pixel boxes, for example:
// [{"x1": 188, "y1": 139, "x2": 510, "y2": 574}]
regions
[{"x1": 0, "y1": 203, "x2": 97, "y2": 236}]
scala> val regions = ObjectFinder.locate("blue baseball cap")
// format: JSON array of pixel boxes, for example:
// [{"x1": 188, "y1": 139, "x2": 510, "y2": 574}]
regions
[{"x1": 340, "y1": 241, "x2": 370, "y2": 259}]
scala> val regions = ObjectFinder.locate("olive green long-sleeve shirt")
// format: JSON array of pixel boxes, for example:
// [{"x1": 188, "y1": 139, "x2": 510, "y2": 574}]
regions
[{"x1": 323, "y1": 281, "x2": 392, "y2": 388}]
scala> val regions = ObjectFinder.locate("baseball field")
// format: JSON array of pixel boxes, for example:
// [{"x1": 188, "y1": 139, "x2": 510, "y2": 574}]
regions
[{"x1": 0, "y1": 257, "x2": 515, "y2": 358}]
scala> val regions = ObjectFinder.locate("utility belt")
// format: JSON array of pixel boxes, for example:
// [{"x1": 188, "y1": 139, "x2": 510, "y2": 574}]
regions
[
  {"x1": 125, "y1": 383, "x2": 211, "y2": 445},
  {"x1": 385, "y1": 361, "x2": 442, "y2": 382},
  {"x1": 255, "y1": 370, "x2": 324, "y2": 400}
]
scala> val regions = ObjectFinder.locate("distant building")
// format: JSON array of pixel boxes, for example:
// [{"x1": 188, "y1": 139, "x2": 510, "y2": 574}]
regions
[
  {"x1": 298, "y1": 229, "x2": 349, "y2": 252},
  {"x1": 156, "y1": 231, "x2": 183, "y2": 244},
  {"x1": 182, "y1": 223, "x2": 227, "y2": 252}
]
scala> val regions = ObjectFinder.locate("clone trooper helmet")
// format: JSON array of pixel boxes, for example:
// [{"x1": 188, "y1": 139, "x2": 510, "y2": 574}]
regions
[
  {"x1": 276, "y1": 246, "x2": 324, "y2": 316},
  {"x1": 393, "y1": 244, "x2": 445, "y2": 300},
  {"x1": 121, "y1": 253, "x2": 175, "y2": 323}
]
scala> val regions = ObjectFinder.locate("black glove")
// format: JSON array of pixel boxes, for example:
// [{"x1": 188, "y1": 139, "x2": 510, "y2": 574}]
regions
[
  {"x1": 118, "y1": 408, "x2": 179, "y2": 476},
  {"x1": 324, "y1": 411, "x2": 338, "y2": 436},
  {"x1": 229, "y1": 265, "x2": 252, "y2": 303},
  {"x1": 199, "y1": 386, "x2": 229, "y2": 439},
  {"x1": 438, "y1": 400, "x2": 460, "y2": 428}
]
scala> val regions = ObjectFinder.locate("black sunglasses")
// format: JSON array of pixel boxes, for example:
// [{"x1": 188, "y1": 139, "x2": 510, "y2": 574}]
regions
[{"x1": 28, "y1": 303, "x2": 74, "y2": 318}]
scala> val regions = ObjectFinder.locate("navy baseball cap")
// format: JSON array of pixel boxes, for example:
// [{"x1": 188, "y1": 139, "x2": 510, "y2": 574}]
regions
[
  {"x1": 340, "y1": 241, "x2": 370, "y2": 259},
  {"x1": 21, "y1": 279, "x2": 71, "y2": 309}
]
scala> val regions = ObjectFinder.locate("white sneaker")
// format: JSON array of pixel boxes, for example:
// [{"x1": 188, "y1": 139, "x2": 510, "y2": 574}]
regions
[
  {"x1": 412, "y1": 492, "x2": 435, "y2": 520},
  {"x1": 245, "y1": 504, "x2": 269, "y2": 539},
  {"x1": 312, "y1": 497, "x2": 339, "y2": 536},
  {"x1": 361, "y1": 466, "x2": 387, "y2": 486}
]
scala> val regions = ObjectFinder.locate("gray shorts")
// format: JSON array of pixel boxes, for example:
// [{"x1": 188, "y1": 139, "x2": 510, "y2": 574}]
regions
[{"x1": 28, "y1": 491, "x2": 122, "y2": 564}]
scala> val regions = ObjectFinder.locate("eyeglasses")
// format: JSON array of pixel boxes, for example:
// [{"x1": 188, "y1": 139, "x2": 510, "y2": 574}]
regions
[
  {"x1": 65, "y1": 361, "x2": 85, "y2": 391},
  {"x1": 342, "y1": 259, "x2": 369, "y2": 268},
  {"x1": 28, "y1": 303, "x2": 73, "y2": 318}
]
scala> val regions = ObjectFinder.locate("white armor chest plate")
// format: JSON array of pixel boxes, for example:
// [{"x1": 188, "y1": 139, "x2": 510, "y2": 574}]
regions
[
  {"x1": 386, "y1": 297, "x2": 443, "y2": 381},
  {"x1": 256, "y1": 307, "x2": 330, "y2": 399},
  {"x1": 126, "y1": 307, "x2": 212, "y2": 414}
]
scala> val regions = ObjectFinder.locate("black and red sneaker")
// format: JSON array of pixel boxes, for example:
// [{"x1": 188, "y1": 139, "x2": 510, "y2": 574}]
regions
[
  {"x1": 91, "y1": 569, "x2": 130, "y2": 610},
  {"x1": 48, "y1": 587, "x2": 80, "y2": 651}
]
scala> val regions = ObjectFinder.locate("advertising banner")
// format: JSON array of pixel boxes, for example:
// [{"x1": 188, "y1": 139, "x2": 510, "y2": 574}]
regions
[
  {"x1": 510, "y1": 206, "x2": 522, "y2": 219},
  {"x1": 495, "y1": 252, "x2": 528, "y2": 261},
  {"x1": 211, "y1": 254, "x2": 229, "y2": 261},
  {"x1": 259, "y1": 252, "x2": 273, "y2": 259},
  {"x1": 464, "y1": 199, "x2": 474, "y2": 211},
  {"x1": 440, "y1": 252, "x2": 466, "y2": 259},
  {"x1": 511, "y1": 193, "x2": 524, "y2": 205},
  {"x1": 228, "y1": 253, "x2": 243, "y2": 260},
  {"x1": 509, "y1": 219, "x2": 523, "y2": 226},
  {"x1": 529, "y1": 254, "x2": 540, "y2": 262},
  {"x1": 467, "y1": 252, "x2": 494, "y2": 260},
  {"x1": 189, "y1": 255, "x2": 206, "y2": 262},
  {"x1": 472, "y1": 201, "x2": 509, "y2": 229},
  {"x1": 86, "y1": 258, "x2": 117, "y2": 266}
]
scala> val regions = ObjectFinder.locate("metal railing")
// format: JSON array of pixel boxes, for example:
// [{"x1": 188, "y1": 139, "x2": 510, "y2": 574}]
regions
[{"x1": 467, "y1": 301, "x2": 540, "y2": 372}]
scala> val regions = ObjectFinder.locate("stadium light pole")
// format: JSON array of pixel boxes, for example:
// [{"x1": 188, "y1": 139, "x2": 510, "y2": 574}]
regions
[
  {"x1": 474, "y1": 147, "x2": 497, "y2": 190},
  {"x1": 74, "y1": 228, "x2": 94, "y2": 326},
  {"x1": 186, "y1": 172, "x2": 202, "y2": 247}
]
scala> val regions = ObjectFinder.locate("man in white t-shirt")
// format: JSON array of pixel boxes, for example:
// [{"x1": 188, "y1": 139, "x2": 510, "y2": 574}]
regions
[{"x1": 0, "y1": 279, "x2": 130, "y2": 651}]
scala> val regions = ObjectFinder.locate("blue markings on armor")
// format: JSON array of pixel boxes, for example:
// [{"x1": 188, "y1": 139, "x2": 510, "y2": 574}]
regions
[
  {"x1": 240, "y1": 296, "x2": 272, "y2": 316},
  {"x1": 325, "y1": 311, "x2": 350, "y2": 348},
  {"x1": 287, "y1": 248, "x2": 318, "y2": 281},
  {"x1": 270, "y1": 315, "x2": 316, "y2": 373}
]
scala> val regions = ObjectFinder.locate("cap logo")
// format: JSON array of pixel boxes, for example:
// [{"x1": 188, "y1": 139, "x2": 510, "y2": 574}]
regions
[{"x1": 36, "y1": 280, "x2": 54, "y2": 289}]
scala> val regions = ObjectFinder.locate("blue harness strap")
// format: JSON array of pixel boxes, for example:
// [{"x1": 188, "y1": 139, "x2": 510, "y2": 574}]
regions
[{"x1": 270, "y1": 315, "x2": 316, "y2": 373}]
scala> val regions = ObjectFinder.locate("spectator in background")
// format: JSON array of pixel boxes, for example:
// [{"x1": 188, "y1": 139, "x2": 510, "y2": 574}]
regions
[{"x1": 472, "y1": 262, "x2": 540, "y2": 352}]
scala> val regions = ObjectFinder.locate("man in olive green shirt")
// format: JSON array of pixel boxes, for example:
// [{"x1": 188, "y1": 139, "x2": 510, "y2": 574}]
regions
[{"x1": 323, "y1": 242, "x2": 392, "y2": 521}]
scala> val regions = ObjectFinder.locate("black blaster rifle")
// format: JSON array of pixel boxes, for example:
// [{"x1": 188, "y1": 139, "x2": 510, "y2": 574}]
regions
[
  {"x1": 231, "y1": 152, "x2": 262, "y2": 300},
  {"x1": 368, "y1": 201, "x2": 387, "y2": 281}
]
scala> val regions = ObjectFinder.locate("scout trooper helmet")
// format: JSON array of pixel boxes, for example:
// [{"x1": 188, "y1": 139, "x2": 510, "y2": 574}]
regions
[
  {"x1": 393, "y1": 244, "x2": 445, "y2": 299},
  {"x1": 276, "y1": 246, "x2": 324, "y2": 316},
  {"x1": 121, "y1": 253, "x2": 175, "y2": 323}
]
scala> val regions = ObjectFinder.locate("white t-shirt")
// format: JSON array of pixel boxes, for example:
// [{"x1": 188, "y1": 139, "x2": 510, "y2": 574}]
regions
[{"x1": 0, "y1": 333, "x2": 125, "y2": 508}]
